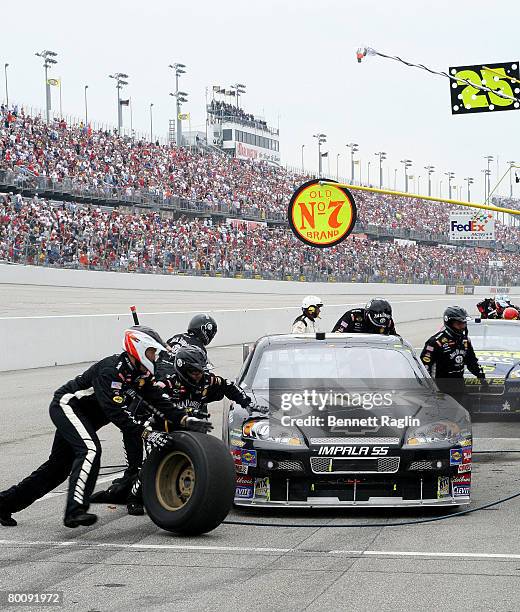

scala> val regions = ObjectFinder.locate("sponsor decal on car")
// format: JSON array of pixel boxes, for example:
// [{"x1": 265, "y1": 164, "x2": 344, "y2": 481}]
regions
[
  {"x1": 231, "y1": 448, "x2": 242, "y2": 464},
  {"x1": 437, "y1": 476, "x2": 450, "y2": 499},
  {"x1": 237, "y1": 475, "x2": 254, "y2": 486},
  {"x1": 450, "y1": 448, "x2": 463, "y2": 465},
  {"x1": 458, "y1": 464, "x2": 472, "y2": 473},
  {"x1": 317, "y1": 446, "x2": 389, "y2": 457},
  {"x1": 462, "y1": 447, "x2": 472, "y2": 464},
  {"x1": 235, "y1": 464, "x2": 249, "y2": 474},
  {"x1": 241, "y1": 449, "x2": 257, "y2": 467},
  {"x1": 461, "y1": 438, "x2": 472, "y2": 447},
  {"x1": 235, "y1": 485, "x2": 254, "y2": 499},
  {"x1": 254, "y1": 477, "x2": 270, "y2": 501},
  {"x1": 452, "y1": 474, "x2": 471, "y2": 497}
]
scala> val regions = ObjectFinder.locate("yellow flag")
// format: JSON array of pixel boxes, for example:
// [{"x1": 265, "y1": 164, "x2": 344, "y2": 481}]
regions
[
  {"x1": 47, "y1": 78, "x2": 61, "y2": 87},
  {"x1": 178, "y1": 112, "x2": 190, "y2": 121}
]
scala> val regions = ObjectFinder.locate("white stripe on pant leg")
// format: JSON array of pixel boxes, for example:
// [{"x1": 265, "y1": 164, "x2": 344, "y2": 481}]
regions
[{"x1": 59, "y1": 393, "x2": 98, "y2": 507}]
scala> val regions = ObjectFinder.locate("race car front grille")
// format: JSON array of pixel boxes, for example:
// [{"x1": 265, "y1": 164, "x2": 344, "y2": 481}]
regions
[
  {"x1": 275, "y1": 460, "x2": 305, "y2": 471},
  {"x1": 310, "y1": 456, "x2": 400, "y2": 474},
  {"x1": 309, "y1": 437, "x2": 400, "y2": 446},
  {"x1": 408, "y1": 460, "x2": 435, "y2": 471}
]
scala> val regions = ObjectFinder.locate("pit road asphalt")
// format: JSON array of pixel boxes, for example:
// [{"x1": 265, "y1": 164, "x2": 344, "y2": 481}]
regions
[{"x1": 1, "y1": 310, "x2": 520, "y2": 611}]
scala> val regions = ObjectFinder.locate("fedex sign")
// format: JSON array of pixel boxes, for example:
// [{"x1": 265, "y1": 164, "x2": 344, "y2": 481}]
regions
[{"x1": 449, "y1": 211, "x2": 494, "y2": 241}]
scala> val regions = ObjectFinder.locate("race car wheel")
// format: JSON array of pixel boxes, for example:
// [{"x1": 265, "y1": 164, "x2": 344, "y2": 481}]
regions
[{"x1": 141, "y1": 431, "x2": 236, "y2": 535}]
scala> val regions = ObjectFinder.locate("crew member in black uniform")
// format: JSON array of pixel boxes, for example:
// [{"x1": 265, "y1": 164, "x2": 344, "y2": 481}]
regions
[
  {"x1": 0, "y1": 327, "x2": 207, "y2": 528},
  {"x1": 154, "y1": 314, "x2": 218, "y2": 383},
  {"x1": 332, "y1": 298, "x2": 397, "y2": 335},
  {"x1": 420, "y1": 306, "x2": 486, "y2": 400}
]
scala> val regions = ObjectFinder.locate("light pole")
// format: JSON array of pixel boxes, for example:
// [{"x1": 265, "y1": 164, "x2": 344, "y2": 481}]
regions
[
  {"x1": 417, "y1": 175, "x2": 421, "y2": 194},
  {"x1": 336, "y1": 153, "x2": 341, "y2": 181},
  {"x1": 439, "y1": 180, "x2": 443, "y2": 198},
  {"x1": 150, "y1": 103, "x2": 154, "y2": 143},
  {"x1": 444, "y1": 171, "x2": 455, "y2": 199},
  {"x1": 424, "y1": 165, "x2": 435, "y2": 197},
  {"x1": 400, "y1": 159, "x2": 412, "y2": 192},
  {"x1": 346, "y1": 143, "x2": 359, "y2": 183},
  {"x1": 367, "y1": 160, "x2": 371, "y2": 185},
  {"x1": 230, "y1": 83, "x2": 246, "y2": 108},
  {"x1": 301, "y1": 144, "x2": 305, "y2": 173},
  {"x1": 35, "y1": 50, "x2": 58, "y2": 123},
  {"x1": 484, "y1": 155, "x2": 494, "y2": 200},
  {"x1": 84, "y1": 85, "x2": 88, "y2": 125},
  {"x1": 507, "y1": 161, "x2": 516, "y2": 197},
  {"x1": 109, "y1": 73, "x2": 129, "y2": 134},
  {"x1": 313, "y1": 133, "x2": 327, "y2": 177},
  {"x1": 464, "y1": 177, "x2": 474, "y2": 201},
  {"x1": 169, "y1": 63, "x2": 187, "y2": 147},
  {"x1": 374, "y1": 151, "x2": 386, "y2": 188},
  {"x1": 394, "y1": 168, "x2": 397, "y2": 190},
  {"x1": 4, "y1": 63, "x2": 8, "y2": 107},
  {"x1": 482, "y1": 169, "x2": 491, "y2": 201}
]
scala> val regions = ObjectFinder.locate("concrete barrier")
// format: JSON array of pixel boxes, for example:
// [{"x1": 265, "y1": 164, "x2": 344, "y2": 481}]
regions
[{"x1": 2, "y1": 263, "x2": 518, "y2": 371}]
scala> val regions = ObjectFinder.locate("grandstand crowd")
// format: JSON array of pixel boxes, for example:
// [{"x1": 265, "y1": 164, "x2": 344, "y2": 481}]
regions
[{"x1": 0, "y1": 104, "x2": 518, "y2": 284}]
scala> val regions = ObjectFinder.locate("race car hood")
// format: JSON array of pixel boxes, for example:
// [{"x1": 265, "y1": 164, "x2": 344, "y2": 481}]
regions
[
  {"x1": 471, "y1": 350, "x2": 520, "y2": 379},
  {"x1": 250, "y1": 386, "x2": 468, "y2": 445}
]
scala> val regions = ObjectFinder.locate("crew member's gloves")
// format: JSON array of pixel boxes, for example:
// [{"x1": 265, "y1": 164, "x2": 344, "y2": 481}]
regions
[
  {"x1": 142, "y1": 429, "x2": 174, "y2": 449},
  {"x1": 182, "y1": 416, "x2": 214, "y2": 433},
  {"x1": 247, "y1": 403, "x2": 269, "y2": 415}
]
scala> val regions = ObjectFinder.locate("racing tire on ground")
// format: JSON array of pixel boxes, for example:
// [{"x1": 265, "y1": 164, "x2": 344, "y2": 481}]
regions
[{"x1": 141, "y1": 431, "x2": 236, "y2": 535}]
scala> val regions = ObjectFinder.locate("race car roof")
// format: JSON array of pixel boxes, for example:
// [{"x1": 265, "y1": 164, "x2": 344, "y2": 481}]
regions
[{"x1": 255, "y1": 333, "x2": 412, "y2": 351}]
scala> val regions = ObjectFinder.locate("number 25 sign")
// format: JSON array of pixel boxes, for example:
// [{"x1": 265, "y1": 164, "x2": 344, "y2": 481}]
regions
[{"x1": 450, "y1": 61, "x2": 520, "y2": 115}]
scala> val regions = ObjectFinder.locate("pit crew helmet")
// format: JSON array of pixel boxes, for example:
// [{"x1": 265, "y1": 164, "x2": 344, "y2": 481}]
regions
[
  {"x1": 365, "y1": 298, "x2": 393, "y2": 329},
  {"x1": 187, "y1": 314, "x2": 218, "y2": 346},
  {"x1": 503, "y1": 307, "x2": 519, "y2": 320},
  {"x1": 174, "y1": 345, "x2": 208, "y2": 389},
  {"x1": 124, "y1": 326, "x2": 167, "y2": 375},
  {"x1": 302, "y1": 295, "x2": 323, "y2": 318},
  {"x1": 443, "y1": 306, "x2": 468, "y2": 337}
]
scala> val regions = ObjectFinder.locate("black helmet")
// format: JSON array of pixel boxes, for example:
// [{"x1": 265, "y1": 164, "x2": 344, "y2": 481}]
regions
[
  {"x1": 365, "y1": 298, "x2": 393, "y2": 329},
  {"x1": 174, "y1": 345, "x2": 208, "y2": 389},
  {"x1": 443, "y1": 306, "x2": 468, "y2": 336},
  {"x1": 187, "y1": 314, "x2": 218, "y2": 346}
]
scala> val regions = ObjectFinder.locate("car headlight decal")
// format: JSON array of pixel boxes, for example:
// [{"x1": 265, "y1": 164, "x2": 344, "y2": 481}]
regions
[
  {"x1": 404, "y1": 420, "x2": 466, "y2": 446},
  {"x1": 242, "y1": 419, "x2": 304, "y2": 446}
]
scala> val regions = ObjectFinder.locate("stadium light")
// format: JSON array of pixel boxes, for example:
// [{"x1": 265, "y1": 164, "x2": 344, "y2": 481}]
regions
[
  {"x1": 374, "y1": 151, "x2": 386, "y2": 188},
  {"x1": 313, "y1": 133, "x2": 327, "y2": 177},
  {"x1": 150, "y1": 103, "x2": 154, "y2": 143},
  {"x1": 464, "y1": 176, "x2": 474, "y2": 201},
  {"x1": 346, "y1": 143, "x2": 359, "y2": 183},
  {"x1": 444, "y1": 171, "x2": 455, "y2": 199},
  {"x1": 169, "y1": 62, "x2": 188, "y2": 147},
  {"x1": 400, "y1": 159, "x2": 412, "y2": 192},
  {"x1": 507, "y1": 161, "x2": 516, "y2": 198},
  {"x1": 424, "y1": 165, "x2": 435, "y2": 197},
  {"x1": 483, "y1": 155, "x2": 494, "y2": 200},
  {"x1": 109, "y1": 73, "x2": 129, "y2": 135},
  {"x1": 35, "y1": 50, "x2": 58, "y2": 123},
  {"x1": 84, "y1": 85, "x2": 88, "y2": 125},
  {"x1": 4, "y1": 63, "x2": 9, "y2": 108}
]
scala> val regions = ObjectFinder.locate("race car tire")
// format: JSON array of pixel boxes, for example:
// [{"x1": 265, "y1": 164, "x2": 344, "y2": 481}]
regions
[{"x1": 141, "y1": 431, "x2": 235, "y2": 535}]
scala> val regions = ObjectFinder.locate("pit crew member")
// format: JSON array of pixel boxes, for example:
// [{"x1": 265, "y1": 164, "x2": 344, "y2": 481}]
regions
[
  {"x1": 292, "y1": 296, "x2": 323, "y2": 333},
  {"x1": 332, "y1": 298, "x2": 397, "y2": 335}
]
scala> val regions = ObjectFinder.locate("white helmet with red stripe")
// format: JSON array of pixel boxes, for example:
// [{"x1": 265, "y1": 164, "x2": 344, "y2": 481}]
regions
[{"x1": 123, "y1": 326, "x2": 167, "y2": 374}]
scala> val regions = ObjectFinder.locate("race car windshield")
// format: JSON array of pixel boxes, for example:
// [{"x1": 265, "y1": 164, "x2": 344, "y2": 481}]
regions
[
  {"x1": 246, "y1": 345, "x2": 424, "y2": 390},
  {"x1": 468, "y1": 323, "x2": 520, "y2": 351}
]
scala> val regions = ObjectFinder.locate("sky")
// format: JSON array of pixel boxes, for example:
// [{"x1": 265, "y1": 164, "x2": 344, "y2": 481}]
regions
[{"x1": 1, "y1": 0, "x2": 519, "y2": 200}]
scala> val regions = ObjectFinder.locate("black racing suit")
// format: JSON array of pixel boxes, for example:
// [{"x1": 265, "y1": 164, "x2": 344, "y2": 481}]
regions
[
  {"x1": 0, "y1": 353, "x2": 176, "y2": 519},
  {"x1": 332, "y1": 308, "x2": 397, "y2": 335},
  {"x1": 476, "y1": 298, "x2": 496, "y2": 319},
  {"x1": 420, "y1": 328, "x2": 485, "y2": 400},
  {"x1": 154, "y1": 333, "x2": 207, "y2": 383}
]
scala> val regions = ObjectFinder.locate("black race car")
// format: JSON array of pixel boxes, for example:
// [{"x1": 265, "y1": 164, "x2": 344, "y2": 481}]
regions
[
  {"x1": 463, "y1": 319, "x2": 520, "y2": 415},
  {"x1": 223, "y1": 333, "x2": 472, "y2": 508}
]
